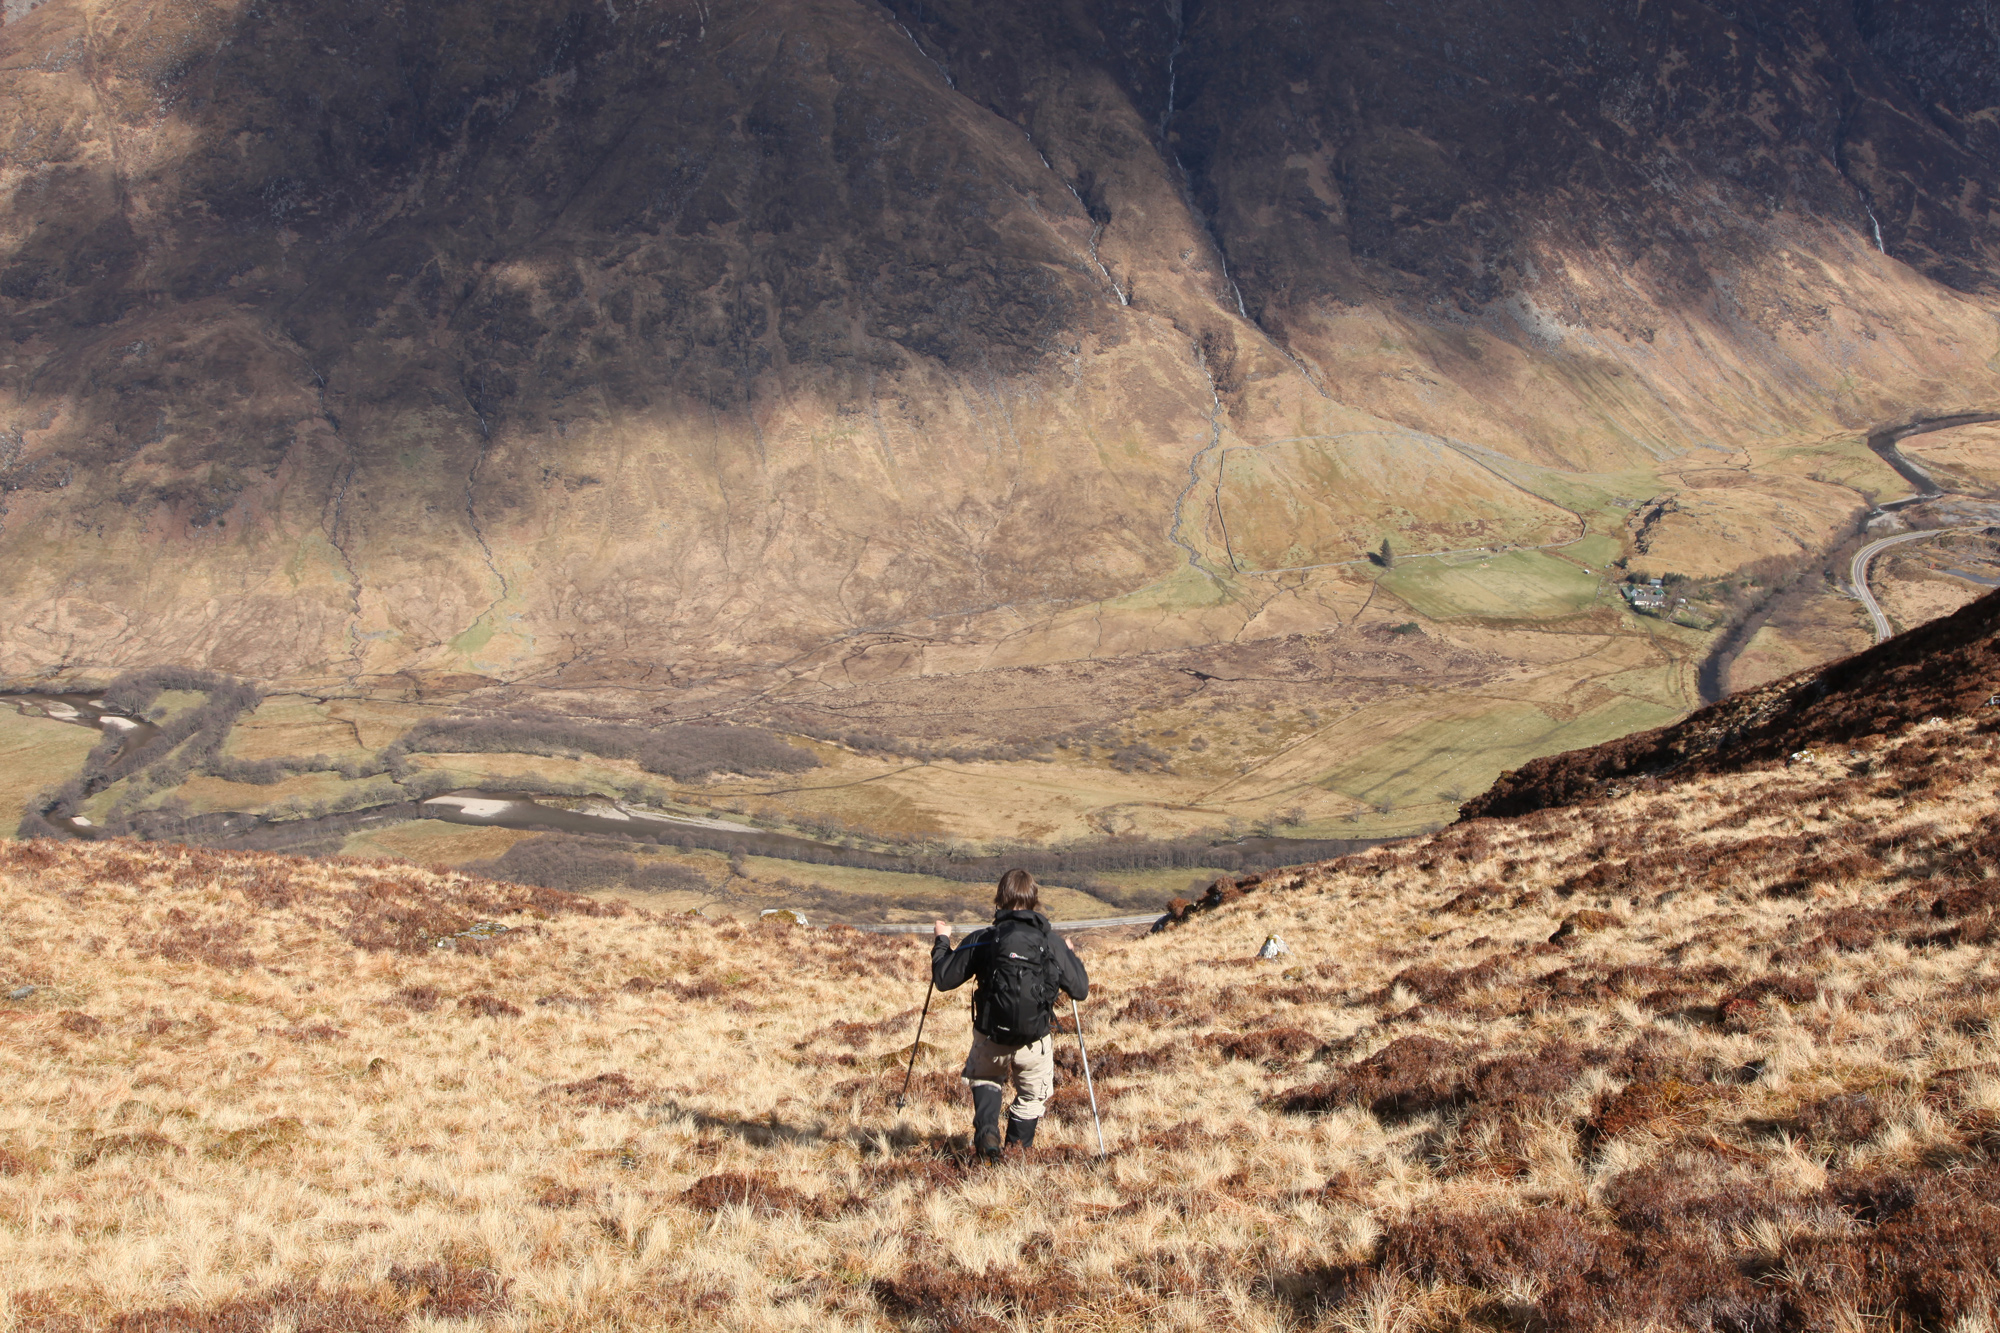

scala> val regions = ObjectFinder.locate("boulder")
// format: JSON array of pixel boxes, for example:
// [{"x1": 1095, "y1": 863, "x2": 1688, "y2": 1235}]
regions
[{"x1": 1549, "y1": 911, "x2": 1622, "y2": 944}]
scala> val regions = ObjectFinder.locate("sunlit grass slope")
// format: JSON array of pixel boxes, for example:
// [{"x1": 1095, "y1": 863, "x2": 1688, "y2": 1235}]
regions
[{"x1": 3, "y1": 708, "x2": 1999, "y2": 1329}]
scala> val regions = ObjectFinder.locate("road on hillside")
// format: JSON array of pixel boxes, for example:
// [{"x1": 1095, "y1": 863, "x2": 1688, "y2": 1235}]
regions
[
  {"x1": 1851, "y1": 528, "x2": 1961, "y2": 642},
  {"x1": 1866, "y1": 412, "x2": 2000, "y2": 509}
]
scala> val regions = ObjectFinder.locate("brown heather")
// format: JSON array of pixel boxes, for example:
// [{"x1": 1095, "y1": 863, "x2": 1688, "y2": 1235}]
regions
[{"x1": 5, "y1": 679, "x2": 2000, "y2": 1326}]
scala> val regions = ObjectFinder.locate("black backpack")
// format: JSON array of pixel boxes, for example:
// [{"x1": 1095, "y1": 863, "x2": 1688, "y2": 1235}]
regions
[{"x1": 972, "y1": 916, "x2": 1061, "y2": 1046}]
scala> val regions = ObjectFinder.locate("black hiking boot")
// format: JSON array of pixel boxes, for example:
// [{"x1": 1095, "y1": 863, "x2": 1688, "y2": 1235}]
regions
[
  {"x1": 1005, "y1": 1115, "x2": 1038, "y2": 1152},
  {"x1": 972, "y1": 1085, "x2": 1004, "y2": 1161}
]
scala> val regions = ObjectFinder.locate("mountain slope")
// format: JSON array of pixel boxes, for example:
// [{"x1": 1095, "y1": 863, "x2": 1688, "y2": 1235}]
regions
[
  {"x1": 1, "y1": 0, "x2": 1997, "y2": 691},
  {"x1": 4, "y1": 604, "x2": 2000, "y2": 1329}
]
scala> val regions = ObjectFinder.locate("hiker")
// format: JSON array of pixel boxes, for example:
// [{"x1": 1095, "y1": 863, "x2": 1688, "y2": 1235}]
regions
[{"x1": 931, "y1": 869, "x2": 1089, "y2": 1160}]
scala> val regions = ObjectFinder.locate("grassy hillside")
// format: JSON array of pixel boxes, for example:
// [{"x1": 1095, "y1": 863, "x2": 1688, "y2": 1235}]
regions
[{"x1": 3, "y1": 692, "x2": 1999, "y2": 1328}]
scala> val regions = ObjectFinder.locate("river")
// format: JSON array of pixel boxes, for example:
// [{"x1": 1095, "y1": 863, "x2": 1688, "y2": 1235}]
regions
[
  {"x1": 421, "y1": 789, "x2": 887, "y2": 859},
  {"x1": 416, "y1": 788, "x2": 1382, "y2": 881},
  {"x1": 1, "y1": 696, "x2": 1381, "y2": 881}
]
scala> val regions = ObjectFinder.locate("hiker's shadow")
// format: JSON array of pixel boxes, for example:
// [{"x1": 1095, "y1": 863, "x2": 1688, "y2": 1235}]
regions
[{"x1": 646, "y1": 1098, "x2": 964, "y2": 1157}]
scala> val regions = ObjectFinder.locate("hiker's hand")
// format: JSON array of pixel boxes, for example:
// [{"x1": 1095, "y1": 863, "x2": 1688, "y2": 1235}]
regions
[{"x1": 934, "y1": 920, "x2": 951, "y2": 938}]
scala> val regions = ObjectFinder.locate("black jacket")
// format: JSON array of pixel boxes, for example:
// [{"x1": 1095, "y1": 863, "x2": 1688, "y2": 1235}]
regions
[{"x1": 931, "y1": 909, "x2": 1089, "y2": 1006}]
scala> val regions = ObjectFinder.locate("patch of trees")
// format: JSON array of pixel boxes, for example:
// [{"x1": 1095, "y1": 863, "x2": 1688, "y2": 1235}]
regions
[
  {"x1": 387, "y1": 714, "x2": 818, "y2": 782},
  {"x1": 17, "y1": 668, "x2": 462, "y2": 839},
  {"x1": 1108, "y1": 742, "x2": 1172, "y2": 774},
  {"x1": 112, "y1": 799, "x2": 431, "y2": 855},
  {"x1": 207, "y1": 753, "x2": 354, "y2": 784},
  {"x1": 462, "y1": 834, "x2": 709, "y2": 894},
  {"x1": 780, "y1": 722, "x2": 1064, "y2": 765},
  {"x1": 981, "y1": 835, "x2": 1377, "y2": 884},
  {"x1": 98, "y1": 668, "x2": 261, "y2": 788},
  {"x1": 20, "y1": 668, "x2": 263, "y2": 838}
]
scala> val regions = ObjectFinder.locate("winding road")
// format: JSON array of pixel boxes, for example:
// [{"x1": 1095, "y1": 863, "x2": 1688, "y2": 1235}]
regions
[
  {"x1": 1697, "y1": 411, "x2": 1997, "y2": 698},
  {"x1": 1850, "y1": 527, "x2": 1965, "y2": 643},
  {"x1": 1844, "y1": 413, "x2": 1998, "y2": 643},
  {"x1": 1866, "y1": 412, "x2": 1999, "y2": 509}
]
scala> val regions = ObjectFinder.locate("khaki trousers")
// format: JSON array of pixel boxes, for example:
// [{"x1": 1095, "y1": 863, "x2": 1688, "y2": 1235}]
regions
[{"x1": 962, "y1": 1032, "x2": 1055, "y2": 1121}]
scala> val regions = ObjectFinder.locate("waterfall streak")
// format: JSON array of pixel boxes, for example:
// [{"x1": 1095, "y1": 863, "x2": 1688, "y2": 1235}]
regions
[
  {"x1": 1167, "y1": 343, "x2": 1230, "y2": 571},
  {"x1": 897, "y1": 22, "x2": 954, "y2": 88}
]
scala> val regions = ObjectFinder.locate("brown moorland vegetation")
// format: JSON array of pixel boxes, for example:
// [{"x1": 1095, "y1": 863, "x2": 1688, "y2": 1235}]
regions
[{"x1": 4, "y1": 622, "x2": 2000, "y2": 1328}]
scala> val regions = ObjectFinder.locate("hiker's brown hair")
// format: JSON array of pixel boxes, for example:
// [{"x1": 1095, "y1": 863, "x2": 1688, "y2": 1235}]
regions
[{"x1": 994, "y1": 868, "x2": 1040, "y2": 912}]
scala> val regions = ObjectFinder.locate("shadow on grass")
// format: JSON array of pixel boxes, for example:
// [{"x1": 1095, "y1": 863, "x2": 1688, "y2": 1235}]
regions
[{"x1": 646, "y1": 1096, "x2": 965, "y2": 1156}]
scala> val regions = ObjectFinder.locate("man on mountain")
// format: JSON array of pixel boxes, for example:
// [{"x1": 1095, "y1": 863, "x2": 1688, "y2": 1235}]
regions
[{"x1": 931, "y1": 869, "x2": 1089, "y2": 1161}]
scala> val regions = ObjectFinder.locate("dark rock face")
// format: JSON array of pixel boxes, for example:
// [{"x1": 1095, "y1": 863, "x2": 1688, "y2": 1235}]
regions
[
  {"x1": 894, "y1": 0, "x2": 2000, "y2": 312},
  {"x1": 0, "y1": 0, "x2": 1997, "y2": 681},
  {"x1": 5, "y1": 0, "x2": 1088, "y2": 418}
]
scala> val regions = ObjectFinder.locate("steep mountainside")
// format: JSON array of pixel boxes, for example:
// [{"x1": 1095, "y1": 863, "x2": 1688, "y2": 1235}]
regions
[
  {"x1": 2, "y1": 0, "x2": 1997, "y2": 685},
  {"x1": 5, "y1": 570, "x2": 2000, "y2": 1328}
]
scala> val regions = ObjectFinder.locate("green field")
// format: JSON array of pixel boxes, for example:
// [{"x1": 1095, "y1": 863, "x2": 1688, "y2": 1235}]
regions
[
  {"x1": 222, "y1": 695, "x2": 378, "y2": 764},
  {"x1": 1380, "y1": 548, "x2": 1605, "y2": 621},
  {"x1": 1554, "y1": 532, "x2": 1624, "y2": 568},
  {"x1": 0, "y1": 710, "x2": 103, "y2": 836},
  {"x1": 1434, "y1": 457, "x2": 1666, "y2": 537},
  {"x1": 402, "y1": 751, "x2": 675, "y2": 804},
  {"x1": 1765, "y1": 437, "x2": 1912, "y2": 502},
  {"x1": 75, "y1": 768, "x2": 399, "y2": 823},
  {"x1": 1079, "y1": 865, "x2": 1236, "y2": 902},
  {"x1": 1314, "y1": 694, "x2": 1681, "y2": 817},
  {"x1": 338, "y1": 817, "x2": 542, "y2": 865},
  {"x1": 148, "y1": 690, "x2": 211, "y2": 722}
]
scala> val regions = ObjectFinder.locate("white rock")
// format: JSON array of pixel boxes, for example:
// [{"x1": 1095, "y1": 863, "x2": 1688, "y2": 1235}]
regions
[
  {"x1": 1256, "y1": 935, "x2": 1289, "y2": 959},
  {"x1": 616, "y1": 803, "x2": 762, "y2": 833}
]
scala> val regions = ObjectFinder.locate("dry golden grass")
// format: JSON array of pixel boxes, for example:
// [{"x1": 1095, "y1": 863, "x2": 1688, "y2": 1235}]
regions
[{"x1": 2, "y1": 715, "x2": 1998, "y2": 1329}]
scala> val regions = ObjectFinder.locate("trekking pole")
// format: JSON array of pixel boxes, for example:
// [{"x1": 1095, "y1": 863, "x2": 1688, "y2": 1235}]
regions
[
  {"x1": 1071, "y1": 995, "x2": 1105, "y2": 1157},
  {"x1": 895, "y1": 976, "x2": 936, "y2": 1111}
]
